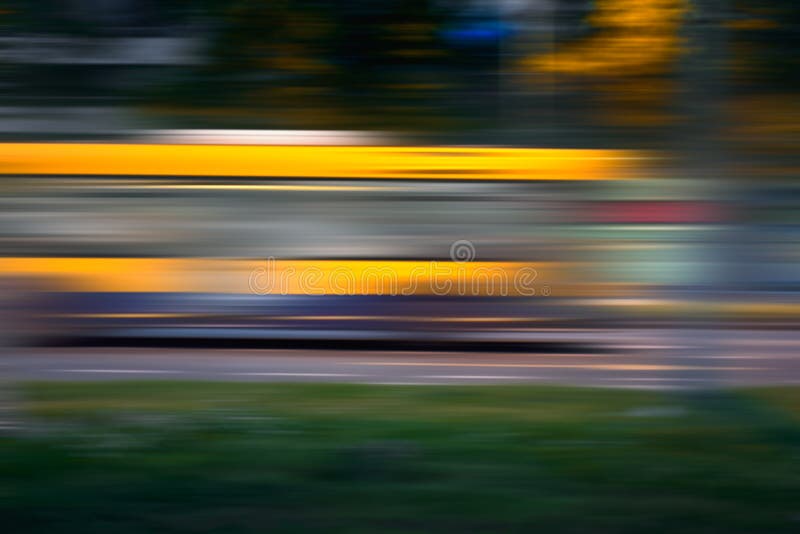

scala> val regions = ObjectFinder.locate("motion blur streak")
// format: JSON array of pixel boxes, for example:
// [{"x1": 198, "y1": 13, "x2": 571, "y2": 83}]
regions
[
  {"x1": 0, "y1": 144, "x2": 645, "y2": 180},
  {"x1": 0, "y1": 257, "x2": 560, "y2": 295},
  {"x1": 1, "y1": 1, "x2": 799, "y2": 531},
  {"x1": 124, "y1": 184, "x2": 383, "y2": 192}
]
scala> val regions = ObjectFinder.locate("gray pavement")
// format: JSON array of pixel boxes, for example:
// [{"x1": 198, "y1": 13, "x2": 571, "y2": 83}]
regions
[{"x1": 3, "y1": 329, "x2": 799, "y2": 389}]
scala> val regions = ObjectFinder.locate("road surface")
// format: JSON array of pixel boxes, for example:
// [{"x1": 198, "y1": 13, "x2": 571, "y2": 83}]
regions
[{"x1": 3, "y1": 329, "x2": 799, "y2": 389}]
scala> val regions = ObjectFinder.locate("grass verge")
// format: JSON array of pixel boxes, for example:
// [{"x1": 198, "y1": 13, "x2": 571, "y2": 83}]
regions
[{"x1": 3, "y1": 382, "x2": 800, "y2": 533}]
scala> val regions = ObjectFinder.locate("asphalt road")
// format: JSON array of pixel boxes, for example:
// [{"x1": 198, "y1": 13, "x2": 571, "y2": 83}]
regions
[{"x1": 3, "y1": 329, "x2": 799, "y2": 389}]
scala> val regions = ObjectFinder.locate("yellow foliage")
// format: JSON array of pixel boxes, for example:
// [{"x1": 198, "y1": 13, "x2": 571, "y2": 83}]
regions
[{"x1": 523, "y1": 0, "x2": 690, "y2": 76}]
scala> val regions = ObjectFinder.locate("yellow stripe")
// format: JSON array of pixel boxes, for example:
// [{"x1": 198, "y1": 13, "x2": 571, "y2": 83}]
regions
[
  {"x1": 0, "y1": 144, "x2": 644, "y2": 180},
  {"x1": 2, "y1": 257, "x2": 793, "y2": 318},
  {"x1": 0, "y1": 257, "x2": 565, "y2": 295},
  {"x1": 4, "y1": 257, "x2": 793, "y2": 318}
]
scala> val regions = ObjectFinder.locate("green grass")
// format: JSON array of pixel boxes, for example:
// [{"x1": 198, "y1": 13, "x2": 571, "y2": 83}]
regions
[{"x1": 3, "y1": 382, "x2": 800, "y2": 533}]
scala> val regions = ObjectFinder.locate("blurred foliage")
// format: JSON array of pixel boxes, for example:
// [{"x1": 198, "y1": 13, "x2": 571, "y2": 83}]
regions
[
  {"x1": 728, "y1": 0, "x2": 799, "y2": 89},
  {"x1": 0, "y1": 1, "x2": 796, "y2": 133},
  {"x1": 524, "y1": 0, "x2": 690, "y2": 76},
  {"x1": 149, "y1": 0, "x2": 459, "y2": 129}
]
